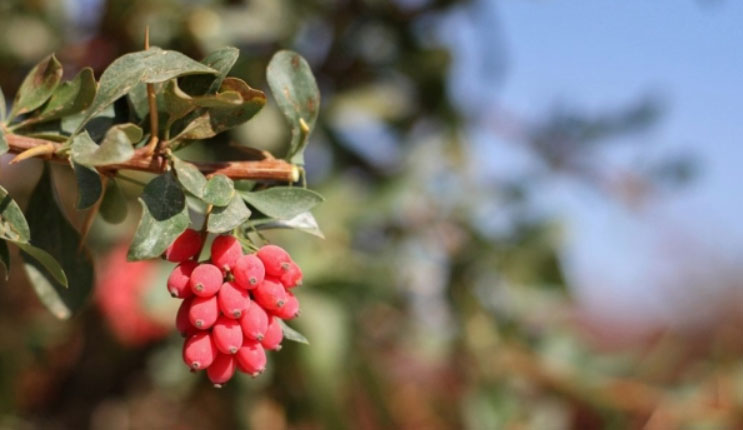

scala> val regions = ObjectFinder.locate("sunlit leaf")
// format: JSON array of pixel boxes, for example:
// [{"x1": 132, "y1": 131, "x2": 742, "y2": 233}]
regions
[
  {"x1": 250, "y1": 212, "x2": 324, "y2": 239},
  {"x1": 0, "y1": 185, "x2": 31, "y2": 243},
  {"x1": 127, "y1": 199, "x2": 190, "y2": 261},
  {"x1": 203, "y1": 174, "x2": 234, "y2": 207},
  {"x1": 16, "y1": 242, "x2": 68, "y2": 287},
  {"x1": 35, "y1": 68, "x2": 96, "y2": 122},
  {"x1": 207, "y1": 195, "x2": 250, "y2": 233},
  {"x1": 71, "y1": 123, "x2": 142, "y2": 166},
  {"x1": 9, "y1": 54, "x2": 63, "y2": 119},
  {"x1": 72, "y1": 162, "x2": 102, "y2": 210},
  {"x1": 279, "y1": 319, "x2": 309, "y2": 344},
  {"x1": 240, "y1": 187, "x2": 324, "y2": 220},
  {"x1": 173, "y1": 157, "x2": 207, "y2": 198},
  {"x1": 141, "y1": 172, "x2": 186, "y2": 221},
  {"x1": 161, "y1": 79, "x2": 241, "y2": 129},
  {"x1": 180, "y1": 46, "x2": 239, "y2": 96}
]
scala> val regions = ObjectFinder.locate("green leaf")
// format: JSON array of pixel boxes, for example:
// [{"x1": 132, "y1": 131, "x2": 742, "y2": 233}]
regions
[
  {"x1": 19, "y1": 166, "x2": 94, "y2": 318},
  {"x1": 179, "y1": 46, "x2": 240, "y2": 96},
  {"x1": 203, "y1": 174, "x2": 234, "y2": 207},
  {"x1": 161, "y1": 79, "x2": 241, "y2": 129},
  {"x1": 239, "y1": 187, "x2": 323, "y2": 220},
  {"x1": 0, "y1": 127, "x2": 7, "y2": 156},
  {"x1": 34, "y1": 68, "x2": 96, "y2": 123},
  {"x1": 173, "y1": 157, "x2": 207, "y2": 198},
  {"x1": 141, "y1": 172, "x2": 186, "y2": 221},
  {"x1": 71, "y1": 123, "x2": 142, "y2": 166},
  {"x1": 279, "y1": 319, "x2": 309, "y2": 344},
  {"x1": 16, "y1": 242, "x2": 68, "y2": 287},
  {"x1": 78, "y1": 47, "x2": 217, "y2": 131},
  {"x1": 0, "y1": 240, "x2": 9, "y2": 280},
  {"x1": 207, "y1": 194, "x2": 250, "y2": 234},
  {"x1": 251, "y1": 212, "x2": 324, "y2": 239},
  {"x1": 0, "y1": 185, "x2": 31, "y2": 243},
  {"x1": 0, "y1": 86, "x2": 6, "y2": 121},
  {"x1": 99, "y1": 179, "x2": 128, "y2": 224},
  {"x1": 127, "y1": 198, "x2": 190, "y2": 261},
  {"x1": 9, "y1": 54, "x2": 63, "y2": 120},
  {"x1": 267, "y1": 51, "x2": 320, "y2": 165},
  {"x1": 72, "y1": 162, "x2": 103, "y2": 210}
]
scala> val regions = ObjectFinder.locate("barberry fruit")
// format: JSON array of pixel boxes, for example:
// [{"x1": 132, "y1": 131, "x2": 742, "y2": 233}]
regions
[
  {"x1": 212, "y1": 316, "x2": 244, "y2": 354},
  {"x1": 189, "y1": 295, "x2": 219, "y2": 330},
  {"x1": 211, "y1": 235, "x2": 243, "y2": 272},
  {"x1": 279, "y1": 261, "x2": 303, "y2": 289},
  {"x1": 274, "y1": 292, "x2": 299, "y2": 320},
  {"x1": 189, "y1": 263, "x2": 223, "y2": 297},
  {"x1": 207, "y1": 353, "x2": 236, "y2": 386},
  {"x1": 235, "y1": 341, "x2": 267, "y2": 376},
  {"x1": 256, "y1": 245, "x2": 292, "y2": 277},
  {"x1": 261, "y1": 316, "x2": 283, "y2": 351},
  {"x1": 176, "y1": 296, "x2": 198, "y2": 337},
  {"x1": 167, "y1": 261, "x2": 197, "y2": 298},
  {"x1": 253, "y1": 278, "x2": 287, "y2": 312},
  {"x1": 240, "y1": 300, "x2": 269, "y2": 341},
  {"x1": 218, "y1": 281, "x2": 250, "y2": 319},
  {"x1": 183, "y1": 332, "x2": 217, "y2": 370},
  {"x1": 165, "y1": 229, "x2": 203, "y2": 262},
  {"x1": 233, "y1": 254, "x2": 265, "y2": 290}
]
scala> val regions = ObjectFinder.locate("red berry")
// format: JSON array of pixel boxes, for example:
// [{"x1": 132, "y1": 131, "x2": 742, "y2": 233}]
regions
[
  {"x1": 253, "y1": 278, "x2": 287, "y2": 312},
  {"x1": 183, "y1": 332, "x2": 217, "y2": 370},
  {"x1": 261, "y1": 316, "x2": 283, "y2": 351},
  {"x1": 212, "y1": 316, "x2": 244, "y2": 354},
  {"x1": 256, "y1": 245, "x2": 292, "y2": 277},
  {"x1": 167, "y1": 261, "x2": 197, "y2": 298},
  {"x1": 207, "y1": 353, "x2": 236, "y2": 386},
  {"x1": 233, "y1": 254, "x2": 265, "y2": 290},
  {"x1": 240, "y1": 301, "x2": 269, "y2": 341},
  {"x1": 189, "y1": 264, "x2": 223, "y2": 297},
  {"x1": 279, "y1": 262, "x2": 303, "y2": 289},
  {"x1": 165, "y1": 229, "x2": 203, "y2": 262},
  {"x1": 189, "y1": 295, "x2": 219, "y2": 329},
  {"x1": 211, "y1": 235, "x2": 243, "y2": 272},
  {"x1": 176, "y1": 296, "x2": 198, "y2": 337},
  {"x1": 218, "y1": 281, "x2": 250, "y2": 319},
  {"x1": 274, "y1": 292, "x2": 299, "y2": 320},
  {"x1": 235, "y1": 341, "x2": 267, "y2": 376}
]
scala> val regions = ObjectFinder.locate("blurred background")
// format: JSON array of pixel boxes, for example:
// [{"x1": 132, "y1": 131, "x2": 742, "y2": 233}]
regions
[{"x1": 1, "y1": 0, "x2": 742, "y2": 429}]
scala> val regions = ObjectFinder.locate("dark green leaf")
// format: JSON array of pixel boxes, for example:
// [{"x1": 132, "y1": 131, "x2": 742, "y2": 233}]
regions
[
  {"x1": 72, "y1": 162, "x2": 102, "y2": 210},
  {"x1": 99, "y1": 179, "x2": 128, "y2": 224},
  {"x1": 35, "y1": 68, "x2": 96, "y2": 122},
  {"x1": 20, "y1": 166, "x2": 94, "y2": 318},
  {"x1": 16, "y1": 242, "x2": 68, "y2": 287},
  {"x1": 0, "y1": 240, "x2": 8, "y2": 280},
  {"x1": 180, "y1": 46, "x2": 239, "y2": 96},
  {"x1": 240, "y1": 187, "x2": 323, "y2": 220},
  {"x1": 0, "y1": 127, "x2": 7, "y2": 156},
  {"x1": 127, "y1": 198, "x2": 190, "y2": 261},
  {"x1": 207, "y1": 195, "x2": 250, "y2": 233},
  {"x1": 78, "y1": 47, "x2": 217, "y2": 131},
  {"x1": 9, "y1": 54, "x2": 63, "y2": 119},
  {"x1": 203, "y1": 174, "x2": 234, "y2": 207},
  {"x1": 267, "y1": 51, "x2": 320, "y2": 164},
  {"x1": 279, "y1": 319, "x2": 309, "y2": 344},
  {"x1": 250, "y1": 212, "x2": 324, "y2": 239},
  {"x1": 0, "y1": 185, "x2": 31, "y2": 243},
  {"x1": 173, "y1": 157, "x2": 206, "y2": 198},
  {"x1": 71, "y1": 123, "x2": 142, "y2": 166},
  {"x1": 142, "y1": 172, "x2": 186, "y2": 221}
]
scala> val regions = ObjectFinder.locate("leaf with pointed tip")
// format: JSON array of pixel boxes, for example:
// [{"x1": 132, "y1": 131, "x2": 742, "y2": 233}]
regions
[
  {"x1": 34, "y1": 68, "x2": 96, "y2": 122},
  {"x1": 279, "y1": 320, "x2": 309, "y2": 344},
  {"x1": 99, "y1": 179, "x2": 128, "y2": 224},
  {"x1": 173, "y1": 157, "x2": 206, "y2": 198},
  {"x1": 0, "y1": 185, "x2": 31, "y2": 243},
  {"x1": 72, "y1": 162, "x2": 102, "y2": 210},
  {"x1": 141, "y1": 172, "x2": 186, "y2": 221},
  {"x1": 250, "y1": 212, "x2": 324, "y2": 239},
  {"x1": 16, "y1": 242, "x2": 68, "y2": 287},
  {"x1": 127, "y1": 199, "x2": 190, "y2": 261},
  {"x1": 207, "y1": 194, "x2": 250, "y2": 233},
  {"x1": 0, "y1": 127, "x2": 7, "y2": 156},
  {"x1": 267, "y1": 51, "x2": 320, "y2": 165},
  {"x1": 10, "y1": 54, "x2": 63, "y2": 120},
  {"x1": 78, "y1": 47, "x2": 217, "y2": 131},
  {"x1": 0, "y1": 240, "x2": 8, "y2": 280},
  {"x1": 180, "y1": 46, "x2": 240, "y2": 96},
  {"x1": 203, "y1": 174, "x2": 234, "y2": 207},
  {"x1": 161, "y1": 80, "x2": 241, "y2": 129},
  {"x1": 71, "y1": 123, "x2": 142, "y2": 166},
  {"x1": 239, "y1": 187, "x2": 323, "y2": 220}
]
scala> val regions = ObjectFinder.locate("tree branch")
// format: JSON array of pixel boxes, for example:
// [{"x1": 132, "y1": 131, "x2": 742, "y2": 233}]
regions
[{"x1": 4, "y1": 133, "x2": 299, "y2": 182}]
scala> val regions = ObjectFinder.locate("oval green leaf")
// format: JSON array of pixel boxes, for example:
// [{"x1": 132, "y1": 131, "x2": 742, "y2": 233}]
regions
[
  {"x1": 239, "y1": 187, "x2": 324, "y2": 220},
  {"x1": 207, "y1": 195, "x2": 250, "y2": 233},
  {"x1": 203, "y1": 174, "x2": 234, "y2": 207},
  {"x1": 127, "y1": 198, "x2": 190, "y2": 261},
  {"x1": 173, "y1": 157, "x2": 207, "y2": 198},
  {"x1": 9, "y1": 54, "x2": 63, "y2": 120}
]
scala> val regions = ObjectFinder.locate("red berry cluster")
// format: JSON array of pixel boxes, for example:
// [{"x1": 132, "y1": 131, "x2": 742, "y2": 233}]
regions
[{"x1": 163, "y1": 229, "x2": 303, "y2": 386}]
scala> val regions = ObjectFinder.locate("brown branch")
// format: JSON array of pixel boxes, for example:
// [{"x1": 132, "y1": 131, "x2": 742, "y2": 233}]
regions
[{"x1": 4, "y1": 133, "x2": 299, "y2": 182}]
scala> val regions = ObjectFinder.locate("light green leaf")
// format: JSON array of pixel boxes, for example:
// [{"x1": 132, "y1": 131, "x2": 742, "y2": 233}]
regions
[
  {"x1": 173, "y1": 157, "x2": 207, "y2": 198},
  {"x1": 141, "y1": 172, "x2": 186, "y2": 221},
  {"x1": 207, "y1": 195, "x2": 250, "y2": 233},
  {"x1": 78, "y1": 47, "x2": 217, "y2": 131},
  {"x1": 0, "y1": 127, "x2": 7, "y2": 156},
  {"x1": 239, "y1": 187, "x2": 324, "y2": 220},
  {"x1": 16, "y1": 242, "x2": 68, "y2": 287},
  {"x1": 99, "y1": 179, "x2": 128, "y2": 224},
  {"x1": 127, "y1": 198, "x2": 190, "y2": 261},
  {"x1": 267, "y1": 51, "x2": 320, "y2": 165},
  {"x1": 203, "y1": 174, "x2": 234, "y2": 207},
  {"x1": 250, "y1": 212, "x2": 324, "y2": 239},
  {"x1": 72, "y1": 162, "x2": 102, "y2": 210},
  {"x1": 9, "y1": 54, "x2": 63, "y2": 120},
  {"x1": 0, "y1": 240, "x2": 8, "y2": 280},
  {"x1": 34, "y1": 68, "x2": 96, "y2": 122},
  {"x1": 0, "y1": 185, "x2": 31, "y2": 243},
  {"x1": 279, "y1": 319, "x2": 309, "y2": 344},
  {"x1": 180, "y1": 46, "x2": 240, "y2": 96},
  {"x1": 71, "y1": 123, "x2": 142, "y2": 166}
]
